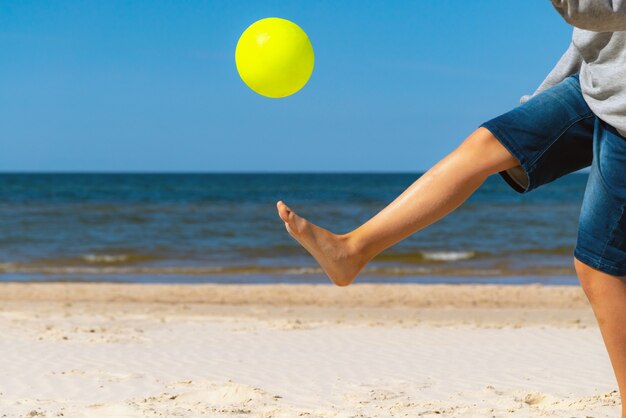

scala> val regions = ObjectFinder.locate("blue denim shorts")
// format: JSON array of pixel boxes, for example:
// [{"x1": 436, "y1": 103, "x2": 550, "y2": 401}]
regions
[{"x1": 480, "y1": 74, "x2": 626, "y2": 277}]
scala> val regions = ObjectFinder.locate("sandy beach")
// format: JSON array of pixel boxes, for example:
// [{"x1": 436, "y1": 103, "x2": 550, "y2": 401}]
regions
[{"x1": 0, "y1": 282, "x2": 619, "y2": 417}]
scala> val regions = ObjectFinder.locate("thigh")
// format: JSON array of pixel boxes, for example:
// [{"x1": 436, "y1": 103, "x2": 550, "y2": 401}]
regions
[
  {"x1": 480, "y1": 74, "x2": 595, "y2": 193},
  {"x1": 575, "y1": 118, "x2": 626, "y2": 277}
]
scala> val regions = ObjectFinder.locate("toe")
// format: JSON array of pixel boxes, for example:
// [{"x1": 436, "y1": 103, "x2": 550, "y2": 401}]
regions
[
  {"x1": 276, "y1": 201, "x2": 291, "y2": 222},
  {"x1": 281, "y1": 201, "x2": 292, "y2": 214}
]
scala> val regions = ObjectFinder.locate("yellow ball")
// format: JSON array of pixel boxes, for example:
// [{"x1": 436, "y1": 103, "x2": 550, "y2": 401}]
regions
[{"x1": 235, "y1": 18, "x2": 314, "y2": 98}]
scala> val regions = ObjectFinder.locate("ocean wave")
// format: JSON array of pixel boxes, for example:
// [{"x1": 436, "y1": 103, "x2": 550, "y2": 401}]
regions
[
  {"x1": 283, "y1": 267, "x2": 323, "y2": 274},
  {"x1": 0, "y1": 264, "x2": 282, "y2": 275},
  {"x1": 81, "y1": 254, "x2": 129, "y2": 263},
  {"x1": 0, "y1": 263, "x2": 574, "y2": 277},
  {"x1": 35, "y1": 250, "x2": 166, "y2": 266},
  {"x1": 375, "y1": 246, "x2": 575, "y2": 264},
  {"x1": 421, "y1": 251, "x2": 475, "y2": 261},
  {"x1": 376, "y1": 250, "x2": 480, "y2": 264}
]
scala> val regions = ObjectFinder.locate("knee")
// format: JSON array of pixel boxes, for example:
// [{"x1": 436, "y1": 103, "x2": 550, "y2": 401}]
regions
[
  {"x1": 575, "y1": 257, "x2": 602, "y2": 302},
  {"x1": 461, "y1": 127, "x2": 520, "y2": 176}
]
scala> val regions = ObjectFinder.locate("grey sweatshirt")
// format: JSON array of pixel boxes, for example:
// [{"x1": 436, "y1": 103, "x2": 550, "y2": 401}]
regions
[{"x1": 521, "y1": 0, "x2": 626, "y2": 136}]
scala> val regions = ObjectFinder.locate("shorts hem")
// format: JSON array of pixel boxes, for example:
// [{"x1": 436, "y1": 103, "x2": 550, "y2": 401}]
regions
[
  {"x1": 479, "y1": 122, "x2": 533, "y2": 193},
  {"x1": 574, "y1": 248, "x2": 626, "y2": 277}
]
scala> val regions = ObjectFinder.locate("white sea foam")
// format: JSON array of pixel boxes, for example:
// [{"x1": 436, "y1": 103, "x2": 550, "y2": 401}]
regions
[
  {"x1": 284, "y1": 267, "x2": 323, "y2": 274},
  {"x1": 368, "y1": 267, "x2": 431, "y2": 275},
  {"x1": 421, "y1": 251, "x2": 475, "y2": 261},
  {"x1": 81, "y1": 254, "x2": 128, "y2": 263}
]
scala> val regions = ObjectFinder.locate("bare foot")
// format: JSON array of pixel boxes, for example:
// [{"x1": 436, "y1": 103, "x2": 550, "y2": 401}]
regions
[{"x1": 276, "y1": 201, "x2": 366, "y2": 286}]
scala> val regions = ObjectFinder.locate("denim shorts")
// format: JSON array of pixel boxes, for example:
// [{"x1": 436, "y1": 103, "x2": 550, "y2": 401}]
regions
[{"x1": 480, "y1": 73, "x2": 626, "y2": 277}]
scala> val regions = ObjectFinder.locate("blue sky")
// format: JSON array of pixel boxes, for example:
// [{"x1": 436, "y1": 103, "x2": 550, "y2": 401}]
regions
[{"x1": 0, "y1": 1, "x2": 574, "y2": 172}]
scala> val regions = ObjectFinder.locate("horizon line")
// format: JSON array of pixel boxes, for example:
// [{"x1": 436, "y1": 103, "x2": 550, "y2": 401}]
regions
[
  {"x1": 0, "y1": 169, "x2": 591, "y2": 175},
  {"x1": 0, "y1": 170, "x2": 430, "y2": 175}
]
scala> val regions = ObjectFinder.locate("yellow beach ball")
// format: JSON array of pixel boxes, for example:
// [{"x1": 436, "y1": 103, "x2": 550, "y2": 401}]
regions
[{"x1": 235, "y1": 18, "x2": 314, "y2": 98}]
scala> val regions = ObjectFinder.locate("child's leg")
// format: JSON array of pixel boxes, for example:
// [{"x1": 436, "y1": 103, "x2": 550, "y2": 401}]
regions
[
  {"x1": 572, "y1": 119, "x2": 626, "y2": 416},
  {"x1": 575, "y1": 259, "x2": 626, "y2": 418},
  {"x1": 276, "y1": 126, "x2": 519, "y2": 286}
]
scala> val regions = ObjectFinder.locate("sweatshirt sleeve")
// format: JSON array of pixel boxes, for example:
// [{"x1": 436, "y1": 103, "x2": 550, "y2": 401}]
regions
[
  {"x1": 551, "y1": 0, "x2": 626, "y2": 31},
  {"x1": 520, "y1": 41, "x2": 583, "y2": 104}
]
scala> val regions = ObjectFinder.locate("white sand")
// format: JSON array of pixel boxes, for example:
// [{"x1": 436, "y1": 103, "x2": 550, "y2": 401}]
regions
[{"x1": 0, "y1": 283, "x2": 619, "y2": 417}]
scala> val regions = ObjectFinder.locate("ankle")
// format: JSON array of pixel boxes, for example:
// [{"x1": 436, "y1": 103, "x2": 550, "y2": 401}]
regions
[{"x1": 340, "y1": 231, "x2": 373, "y2": 265}]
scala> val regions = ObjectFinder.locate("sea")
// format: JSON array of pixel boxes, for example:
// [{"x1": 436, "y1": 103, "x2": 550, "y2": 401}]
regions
[{"x1": 0, "y1": 173, "x2": 589, "y2": 285}]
